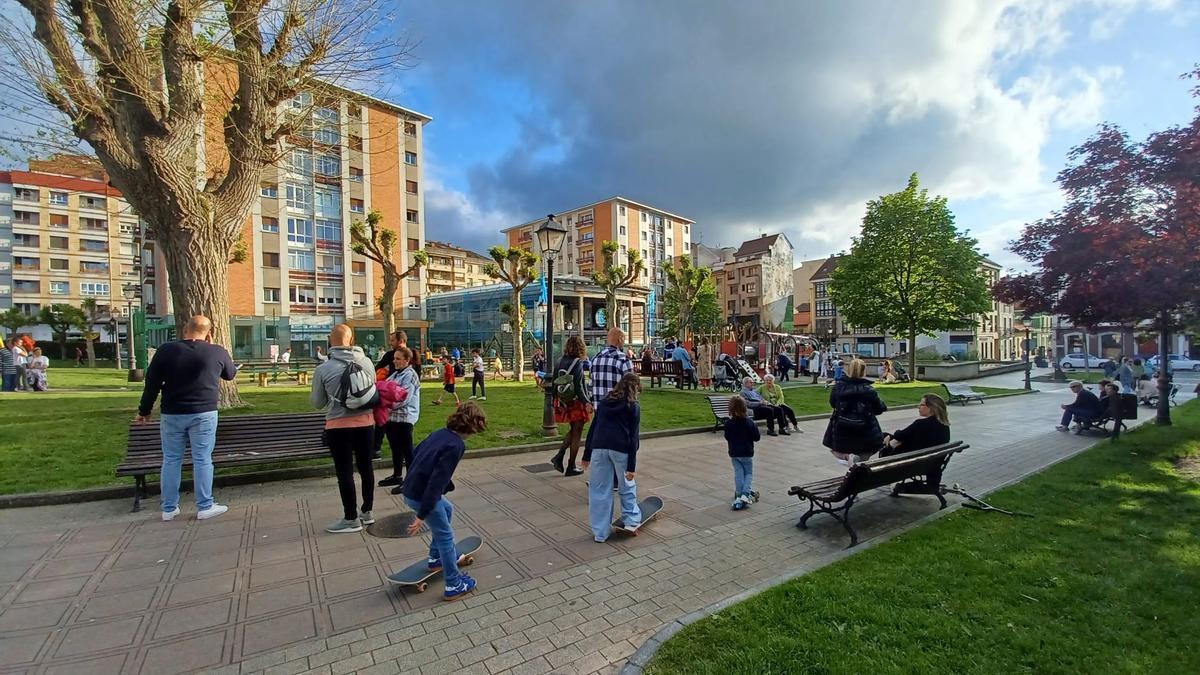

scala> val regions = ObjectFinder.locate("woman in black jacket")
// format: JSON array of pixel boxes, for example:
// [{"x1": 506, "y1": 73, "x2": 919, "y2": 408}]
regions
[
  {"x1": 582, "y1": 372, "x2": 642, "y2": 542},
  {"x1": 821, "y1": 359, "x2": 887, "y2": 465},
  {"x1": 880, "y1": 393, "x2": 950, "y2": 457}
]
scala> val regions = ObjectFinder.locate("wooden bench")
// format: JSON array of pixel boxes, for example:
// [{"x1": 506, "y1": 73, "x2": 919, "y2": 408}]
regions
[
  {"x1": 943, "y1": 383, "x2": 986, "y2": 406},
  {"x1": 117, "y1": 412, "x2": 330, "y2": 512},
  {"x1": 707, "y1": 395, "x2": 732, "y2": 432},
  {"x1": 238, "y1": 360, "x2": 315, "y2": 387},
  {"x1": 787, "y1": 441, "x2": 969, "y2": 547},
  {"x1": 637, "y1": 359, "x2": 683, "y2": 388}
]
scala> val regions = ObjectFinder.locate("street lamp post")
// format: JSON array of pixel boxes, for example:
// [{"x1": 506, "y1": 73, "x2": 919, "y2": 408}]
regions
[
  {"x1": 122, "y1": 282, "x2": 141, "y2": 382},
  {"x1": 536, "y1": 215, "x2": 568, "y2": 438},
  {"x1": 1022, "y1": 319, "x2": 1032, "y2": 391}
]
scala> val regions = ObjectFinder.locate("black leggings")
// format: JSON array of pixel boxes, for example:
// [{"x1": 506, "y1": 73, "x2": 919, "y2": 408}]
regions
[
  {"x1": 752, "y1": 404, "x2": 786, "y2": 432},
  {"x1": 384, "y1": 421, "x2": 414, "y2": 478},
  {"x1": 326, "y1": 425, "x2": 375, "y2": 520},
  {"x1": 472, "y1": 371, "x2": 486, "y2": 397},
  {"x1": 777, "y1": 403, "x2": 798, "y2": 427}
]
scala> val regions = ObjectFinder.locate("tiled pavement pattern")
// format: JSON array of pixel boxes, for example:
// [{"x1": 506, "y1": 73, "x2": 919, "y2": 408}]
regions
[{"x1": 0, "y1": 391, "x2": 1183, "y2": 675}]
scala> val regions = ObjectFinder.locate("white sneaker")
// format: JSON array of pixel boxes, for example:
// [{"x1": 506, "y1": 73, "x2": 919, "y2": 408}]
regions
[
  {"x1": 479, "y1": 396, "x2": 487, "y2": 401},
  {"x1": 468, "y1": 395, "x2": 477, "y2": 400},
  {"x1": 161, "y1": 507, "x2": 181, "y2": 521},
  {"x1": 835, "y1": 458, "x2": 849, "y2": 466},
  {"x1": 1055, "y1": 425, "x2": 1068, "y2": 431},
  {"x1": 197, "y1": 504, "x2": 228, "y2": 520}
]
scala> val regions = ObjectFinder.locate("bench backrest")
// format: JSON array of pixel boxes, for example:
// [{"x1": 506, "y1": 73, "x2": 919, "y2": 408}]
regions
[
  {"x1": 838, "y1": 441, "x2": 968, "y2": 499},
  {"x1": 707, "y1": 395, "x2": 733, "y2": 419},
  {"x1": 640, "y1": 360, "x2": 682, "y2": 375},
  {"x1": 125, "y1": 412, "x2": 328, "y2": 456},
  {"x1": 943, "y1": 383, "x2": 979, "y2": 395}
]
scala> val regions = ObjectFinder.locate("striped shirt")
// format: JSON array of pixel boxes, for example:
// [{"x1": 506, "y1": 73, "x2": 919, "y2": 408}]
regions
[
  {"x1": 0, "y1": 348, "x2": 14, "y2": 375},
  {"x1": 590, "y1": 345, "x2": 632, "y2": 402}
]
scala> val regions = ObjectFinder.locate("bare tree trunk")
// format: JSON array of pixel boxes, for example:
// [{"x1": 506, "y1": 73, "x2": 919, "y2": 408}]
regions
[
  {"x1": 512, "y1": 288, "x2": 525, "y2": 382},
  {"x1": 380, "y1": 273, "x2": 399, "y2": 339}
]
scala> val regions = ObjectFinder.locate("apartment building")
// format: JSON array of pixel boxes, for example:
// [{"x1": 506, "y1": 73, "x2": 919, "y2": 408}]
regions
[
  {"x1": 425, "y1": 241, "x2": 493, "y2": 294},
  {"x1": 502, "y1": 197, "x2": 693, "y2": 336},
  {"x1": 713, "y1": 233, "x2": 795, "y2": 332},
  {"x1": 791, "y1": 257, "x2": 828, "y2": 334},
  {"x1": 0, "y1": 156, "x2": 142, "y2": 327},
  {"x1": 141, "y1": 77, "x2": 431, "y2": 358}
]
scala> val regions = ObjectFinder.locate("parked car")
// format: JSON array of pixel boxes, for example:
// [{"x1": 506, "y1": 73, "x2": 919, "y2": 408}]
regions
[
  {"x1": 1145, "y1": 354, "x2": 1200, "y2": 372},
  {"x1": 1059, "y1": 352, "x2": 1112, "y2": 370}
]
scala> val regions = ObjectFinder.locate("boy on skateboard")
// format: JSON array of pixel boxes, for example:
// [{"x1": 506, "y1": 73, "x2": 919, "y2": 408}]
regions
[
  {"x1": 401, "y1": 401, "x2": 487, "y2": 599},
  {"x1": 582, "y1": 372, "x2": 642, "y2": 541}
]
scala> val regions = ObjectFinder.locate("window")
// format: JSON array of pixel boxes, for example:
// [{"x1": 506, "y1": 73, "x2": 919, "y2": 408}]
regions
[
  {"x1": 407, "y1": 238, "x2": 420, "y2": 250},
  {"x1": 263, "y1": 287, "x2": 280, "y2": 303},
  {"x1": 318, "y1": 287, "x2": 343, "y2": 305},
  {"x1": 49, "y1": 258, "x2": 68, "y2": 271},
  {"x1": 350, "y1": 198, "x2": 364, "y2": 214},
  {"x1": 314, "y1": 190, "x2": 340, "y2": 217},
  {"x1": 289, "y1": 286, "x2": 315, "y2": 303},
  {"x1": 261, "y1": 216, "x2": 279, "y2": 233},
  {"x1": 619, "y1": 225, "x2": 626, "y2": 236},
  {"x1": 406, "y1": 209, "x2": 419, "y2": 224},
  {"x1": 14, "y1": 210, "x2": 39, "y2": 225},
  {"x1": 405, "y1": 180, "x2": 418, "y2": 194},
  {"x1": 684, "y1": 224, "x2": 689, "y2": 234},
  {"x1": 288, "y1": 249, "x2": 315, "y2": 271},
  {"x1": 641, "y1": 231, "x2": 647, "y2": 240},
  {"x1": 314, "y1": 105, "x2": 338, "y2": 122},
  {"x1": 80, "y1": 261, "x2": 109, "y2": 274},
  {"x1": 14, "y1": 187, "x2": 38, "y2": 202},
  {"x1": 352, "y1": 292, "x2": 367, "y2": 307},
  {"x1": 13, "y1": 256, "x2": 38, "y2": 271},
  {"x1": 265, "y1": 324, "x2": 277, "y2": 340},
  {"x1": 261, "y1": 184, "x2": 278, "y2": 198},
  {"x1": 315, "y1": 154, "x2": 340, "y2": 176},
  {"x1": 82, "y1": 217, "x2": 107, "y2": 231},
  {"x1": 80, "y1": 238, "x2": 108, "y2": 252},
  {"x1": 619, "y1": 205, "x2": 626, "y2": 216},
  {"x1": 14, "y1": 279, "x2": 40, "y2": 293},
  {"x1": 262, "y1": 252, "x2": 280, "y2": 268},
  {"x1": 285, "y1": 184, "x2": 311, "y2": 209},
  {"x1": 349, "y1": 167, "x2": 363, "y2": 182},
  {"x1": 404, "y1": 121, "x2": 417, "y2": 136},
  {"x1": 318, "y1": 254, "x2": 343, "y2": 274},
  {"x1": 49, "y1": 214, "x2": 68, "y2": 229},
  {"x1": 352, "y1": 261, "x2": 366, "y2": 275},
  {"x1": 316, "y1": 219, "x2": 342, "y2": 241},
  {"x1": 348, "y1": 136, "x2": 363, "y2": 151},
  {"x1": 49, "y1": 191, "x2": 68, "y2": 206},
  {"x1": 14, "y1": 303, "x2": 39, "y2": 315},
  {"x1": 80, "y1": 282, "x2": 109, "y2": 296},
  {"x1": 81, "y1": 196, "x2": 106, "y2": 209},
  {"x1": 404, "y1": 151, "x2": 417, "y2": 165},
  {"x1": 667, "y1": 238, "x2": 672, "y2": 247},
  {"x1": 287, "y1": 218, "x2": 313, "y2": 244},
  {"x1": 641, "y1": 212, "x2": 647, "y2": 222},
  {"x1": 12, "y1": 233, "x2": 38, "y2": 247},
  {"x1": 290, "y1": 92, "x2": 312, "y2": 109},
  {"x1": 313, "y1": 126, "x2": 338, "y2": 145},
  {"x1": 119, "y1": 222, "x2": 136, "y2": 235},
  {"x1": 49, "y1": 281, "x2": 69, "y2": 295},
  {"x1": 289, "y1": 148, "x2": 313, "y2": 175}
]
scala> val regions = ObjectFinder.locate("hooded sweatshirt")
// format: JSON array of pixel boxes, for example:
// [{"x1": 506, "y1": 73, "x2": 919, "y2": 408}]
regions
[
  {"x1": 311, "y1": 346, "x2": 377, "y2": 422},
  {"x1": 582, "y1": 397, "x2": 641, "y2": 471}
]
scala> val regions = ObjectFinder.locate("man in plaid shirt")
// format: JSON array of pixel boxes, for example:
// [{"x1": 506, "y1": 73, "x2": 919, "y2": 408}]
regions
[{"x1": 591, "y1": 327, "x2": 632, "y2": 402}]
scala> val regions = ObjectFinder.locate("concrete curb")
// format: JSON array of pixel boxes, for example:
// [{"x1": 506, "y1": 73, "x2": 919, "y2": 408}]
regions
[{"x1": 0, "y1": 390, "x2": 1037, "y2": 509}]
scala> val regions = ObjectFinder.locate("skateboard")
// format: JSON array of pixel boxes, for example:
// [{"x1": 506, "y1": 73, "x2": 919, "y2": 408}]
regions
[
  {"x1": 611, "y1": 496, "x2": 664, "y2": 535},
  {"x1": 386, "y1": 536, "x2": 483, "y2": 592}
]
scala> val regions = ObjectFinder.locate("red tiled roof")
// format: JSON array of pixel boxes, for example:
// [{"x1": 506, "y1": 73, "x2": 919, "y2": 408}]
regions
[{"x1": 0, "y1": 170, "x2": 124, "y2": 198}]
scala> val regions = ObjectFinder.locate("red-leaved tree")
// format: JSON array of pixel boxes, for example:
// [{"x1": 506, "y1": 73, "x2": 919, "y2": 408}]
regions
[{"x1": 995, "y1": 67, "x2": 1200, "y2": 425}]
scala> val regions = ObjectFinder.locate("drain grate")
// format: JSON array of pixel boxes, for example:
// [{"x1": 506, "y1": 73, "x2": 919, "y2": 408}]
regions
[
  {"x1": 522, "y1": 463, "x2": 558, "y2": 474},
  {"x1": 366, "y1": 512, "x2": 424, "y2": 538}
]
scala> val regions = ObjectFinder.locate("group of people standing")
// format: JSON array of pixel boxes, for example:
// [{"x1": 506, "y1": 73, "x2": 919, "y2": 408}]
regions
[{"x1": 0, "y1": 337, "x2": 51, "y2": 391}]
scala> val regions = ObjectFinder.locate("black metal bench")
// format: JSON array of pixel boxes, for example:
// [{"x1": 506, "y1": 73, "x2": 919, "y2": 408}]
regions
[
  {"x1": 943, "y1": 383, "x2": 986, "y2": 405},
  {"x1": 1078, "y1": 393, "x2": 1137, "y2": 437},
  {"x1": 787, "y1": 441, "x2": 969, "y2": 547},
  {"x1": 706, "y1": 395, "x2": 732, "y2": 432},
  {"x1": 116, "y1": 412, "x2": 329, "y2": 511}
]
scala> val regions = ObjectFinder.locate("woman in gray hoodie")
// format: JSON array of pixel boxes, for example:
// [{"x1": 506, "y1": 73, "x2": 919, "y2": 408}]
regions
[{"x1": 311, "y1": 324, "x2": 379, "y2": 533}]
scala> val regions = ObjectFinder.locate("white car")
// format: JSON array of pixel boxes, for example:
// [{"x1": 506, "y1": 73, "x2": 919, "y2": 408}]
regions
[
  {"x1": 1059, "y1": 353, "x2": 1111, "y2": 370},
  {"x1": 1145, "y1": 354, "x2": 1200, "y2": 372}
]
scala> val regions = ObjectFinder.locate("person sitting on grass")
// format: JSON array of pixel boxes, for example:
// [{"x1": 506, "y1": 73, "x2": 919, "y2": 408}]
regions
[
  {"x1": 740, "y1": 377, "x2": 789, "y2": 436},
  {"x1": 1057, "y1": 380, "x2": 1102, "y2": 432},
  {"x1": 758, "y1": 374, "x2": 800, "y2": 432},
  {"x1": 26, "y1": 347, "x2": 49, "y2": 391},
  {"x1": 401, "y1": 402, "x2": 488, "y2": 600},
  {"x1": 881, "y1": 393, "x2": 950, "y2": 457},
  {"x1": 723, "y1": 395, "x2": 760, "y2": 510},
  {"x1": 433, "y1": 355, "x2": 460, "y2": 406}
]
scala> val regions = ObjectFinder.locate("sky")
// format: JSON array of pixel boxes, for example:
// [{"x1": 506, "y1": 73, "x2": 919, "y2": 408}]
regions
[{"x1": 367, "y1": 0, "x2": 1197, "y2": 273}]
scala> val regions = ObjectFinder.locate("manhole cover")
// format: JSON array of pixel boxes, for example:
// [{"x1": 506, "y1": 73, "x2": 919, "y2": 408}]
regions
[
  {"x1": 367, "y1": 512, "x2": 424, "y2": 538},
  {"x1": 522, "y1": 464, "x2": 558, "y2": 474}
]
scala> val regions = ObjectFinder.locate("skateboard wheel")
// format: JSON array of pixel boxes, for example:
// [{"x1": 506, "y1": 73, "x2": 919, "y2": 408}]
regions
[
  {"x1": 463, "y1": 555, "x2": 474, "y2": 566},
  {"x1": 417, "y1": 583, "x2": 427, "y2": 593}
]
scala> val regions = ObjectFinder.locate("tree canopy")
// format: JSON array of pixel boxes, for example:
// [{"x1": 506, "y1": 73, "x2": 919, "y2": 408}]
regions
[
  {"x1": 350, "y1": 209, "x2": 427, "y2": 337},
  {"x1": 829, "y1": 173, "x2": 991, "y2": 376},
  {"x1": 591, "y1": 240, "x2": 646, "y2": 334},
  {"x1": 661, "y1": 255, "x2": 717, "y2": 340}
]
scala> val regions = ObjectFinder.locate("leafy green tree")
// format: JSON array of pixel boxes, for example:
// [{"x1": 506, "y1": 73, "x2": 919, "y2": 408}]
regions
[
  {"x1": 350, "y1": 210, "x2": 428, "y2": 338},
  {"x1": 829, "y1": 173, "x2": 991, "y2": 377},
  {"x1": 661, "y1": 255, "x2": 717, "y2": 341},
  {"x1": 39, "y1": 303, "x2": 86, "y2": 360},
  {"x1": 484, "y1": 246, "x2": 539, "y2": 381},
  {"x1": 592, "y1": 241, "x2": 645, "y2": 333},
  {"x1": 0, "y1": 307, "x2": 30, "y2": 342}
]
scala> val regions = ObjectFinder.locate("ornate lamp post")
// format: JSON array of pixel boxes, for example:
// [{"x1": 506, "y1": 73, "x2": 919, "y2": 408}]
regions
[
  {"x1": 536, "y1": 215, "x2": 568, "y2": 437},
  {"x1": 1022, "y1": 316, "x2": 1032, "y2": 391},
  {"x1": 122, "y1": 282, "x2": 141, "y2": 382}
]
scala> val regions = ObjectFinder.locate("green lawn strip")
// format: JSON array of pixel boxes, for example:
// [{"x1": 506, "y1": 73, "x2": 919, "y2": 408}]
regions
[
  {"x1": 0, "y1": 377, "x2": 1021, "y2": 495},
  {"x1": 647, "y1": 401, "x2": 1200, "y2": 675}
]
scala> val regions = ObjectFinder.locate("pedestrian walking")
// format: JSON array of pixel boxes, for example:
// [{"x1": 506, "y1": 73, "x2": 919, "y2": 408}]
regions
[
  {"x1": 822, "y1": 359, "x2": 887, "y2": 466},
  {"x1": 74, "y1": 346, "x2": 84, "y2": 367},
  {"x1": 0, "y1": 339, "x2": 17, "y2": 392},
  {"x1": 810, "y1": 348, "x2": 823, "y2": 384},
  {"x1": 1117, "y1": 357, "x2": 1135, "y2": 394},
  {"x1": 401, "y1": 402, "x2": 488, "y2": 600},
  {"x1": 136, "y1": 316, "x2": 237, "y2": 521},
  {"x1": 469, "y1": 348, "x2": 487, "y2": 400},
  {"x1": 311, "y1": 324, "x2": 378, "y2": 533},
  {"x1": 590, "y1": 328, "x2": 633, "y2": 402},
  {"x1": 549, "y1": 336, "x2": 591, "y2": 476},
  {"x1": 723, "y1": 395, "x2": 760, "y2": 510},
  {"x1": 582, "y1": 373, "x2": 642, "y2": 541},
  {"x1": 379, "y1": 346, "x2": 420, "y2": 494}
]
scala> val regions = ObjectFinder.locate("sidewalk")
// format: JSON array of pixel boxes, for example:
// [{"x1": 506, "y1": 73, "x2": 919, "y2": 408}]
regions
[{"x1": 0, "y1": 392, "x2": 1181, "y2": 675}]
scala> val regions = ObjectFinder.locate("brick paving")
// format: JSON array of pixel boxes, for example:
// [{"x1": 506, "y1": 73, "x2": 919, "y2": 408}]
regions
[{"x1": 0, "y1": 390, "x2": 1183, "y2": 675}]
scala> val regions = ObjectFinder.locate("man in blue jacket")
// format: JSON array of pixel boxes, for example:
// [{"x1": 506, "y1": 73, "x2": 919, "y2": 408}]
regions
[{"x1": 1057, "y1": 380, "x2": 1102, "y2": 431}]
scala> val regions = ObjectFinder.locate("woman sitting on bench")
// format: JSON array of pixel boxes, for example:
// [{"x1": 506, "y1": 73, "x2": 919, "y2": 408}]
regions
[{"x1": 881, "y1": 394, "x2": 950, "y2": 457}]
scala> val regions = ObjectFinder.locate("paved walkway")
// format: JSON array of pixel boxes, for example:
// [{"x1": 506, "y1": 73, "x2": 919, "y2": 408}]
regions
[{"x1": 0, "y1": 390, "x2": 1187, "y2": 675}]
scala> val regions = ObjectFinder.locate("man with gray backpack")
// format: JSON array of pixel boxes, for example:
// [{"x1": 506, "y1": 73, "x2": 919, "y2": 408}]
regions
[{"x1": 312, "y1": 324, "x2": 380, "y2": 533}]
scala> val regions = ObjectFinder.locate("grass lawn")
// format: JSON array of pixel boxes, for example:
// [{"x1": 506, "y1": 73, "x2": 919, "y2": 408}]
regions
[
  {"x1": 648, "y1": 401, "x2": 1200, "y2": 675},
  {"x1": 0, "y1": 372, "x2": 1018, "y2": 495}
]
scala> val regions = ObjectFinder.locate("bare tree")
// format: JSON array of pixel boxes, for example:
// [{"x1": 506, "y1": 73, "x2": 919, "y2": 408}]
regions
[
  {"x1": 3, "y1": 0, "x2": 412, "y2": 406},
  {"x1": 77, "y1": 298, "x2": 106, "y2": 367},
  {"x1": 592, "y1": 240, "x2": 645, "y2": 333},
  {"x1": 350, "y1": 209, "x2": 427, "y2": 338},
  {"x1": 484, "y1": 246, "x2": 539, "y2": 382}
]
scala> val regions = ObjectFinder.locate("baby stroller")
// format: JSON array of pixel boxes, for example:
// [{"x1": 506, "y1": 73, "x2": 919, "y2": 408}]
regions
[
  {"x1": 893, "y1": 361, "x2": 912, "y2": 383},
  {"x1": 712, "y1": 361, "x2": 738, "y2": 392}
]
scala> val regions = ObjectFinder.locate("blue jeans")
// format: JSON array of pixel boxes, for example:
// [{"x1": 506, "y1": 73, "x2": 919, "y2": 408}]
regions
[
  {"x1": 160, "y1": 411, "x2": 219, "y2": 512},
  {"x1": 731, "y1": 456, "x2": 753, "y2": 498},
  {"x1": 404, "y1": 496, "x2": 462, "y2": 586},
  {"x1": 1, "y1": 374, "x2": 16, "y2": 391},
  {"x1": 1060, "y1": 406, "x2": 1096, "y2": 428},
  {"x1": 588, "y1": 448, "x2": 640, "y2": 541}
]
